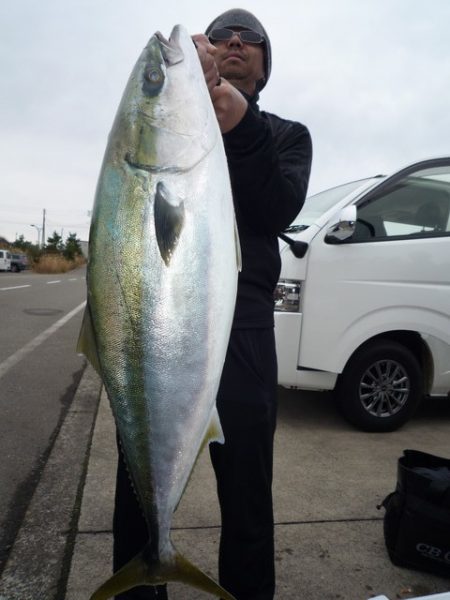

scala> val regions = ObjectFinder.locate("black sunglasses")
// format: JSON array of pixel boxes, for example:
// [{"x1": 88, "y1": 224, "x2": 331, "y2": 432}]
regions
[{"x1": 208, "y1": 28, "x2": 264, "y2": 45}]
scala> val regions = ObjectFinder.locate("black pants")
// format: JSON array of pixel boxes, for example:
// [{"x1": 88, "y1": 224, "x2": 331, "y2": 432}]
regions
[
  {"x1": 113, "y1": 328, "x2": 278, "y2": 600},
  {"x1": 211, "y1": 328, "x2": 278, "y2": 600}
]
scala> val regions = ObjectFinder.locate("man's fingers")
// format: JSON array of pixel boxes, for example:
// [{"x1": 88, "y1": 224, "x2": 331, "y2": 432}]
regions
[
  {"x1": 192, "y1": 34, "x2": 217, "y2": 55},
  {"x1": 210, "y1": 79, "x2": 248, "y2": 133},
  {"x1": 192, "y1": 33, "x2": 220, "y2": 91}
]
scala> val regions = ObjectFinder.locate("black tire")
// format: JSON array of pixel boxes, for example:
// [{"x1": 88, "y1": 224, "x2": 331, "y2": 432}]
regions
[
  {"x1": 336, "y1": 340, "x2": 423, "y2": 432},
  {"x1": 11, "y1": 264, "x2": 19, "y2": 272}
]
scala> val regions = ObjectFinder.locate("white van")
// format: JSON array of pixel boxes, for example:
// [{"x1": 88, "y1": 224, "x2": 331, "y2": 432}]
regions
[
  {"x1": 0, "y1": 250, "x2": 11, "y2": 271},
  {"x1": 275, "y1": 157, "x2": 450, "y2": 432}
]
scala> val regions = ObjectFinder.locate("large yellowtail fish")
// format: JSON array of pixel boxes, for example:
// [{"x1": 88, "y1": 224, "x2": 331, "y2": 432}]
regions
[{"x1": 78, "y1": 24, "x2": 240, "y2": 600}]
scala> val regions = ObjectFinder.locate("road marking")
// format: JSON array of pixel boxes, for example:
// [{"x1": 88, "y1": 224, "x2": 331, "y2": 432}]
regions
[
  {"x1": 0, "y1": 301, "x2": 86, "y2": 380},
  {"x1": 1, "y1": 276, "x2": 85, "y2": 292},
  {"x1": 0, "y1": 285, "x2": 31, "y2": 291}
]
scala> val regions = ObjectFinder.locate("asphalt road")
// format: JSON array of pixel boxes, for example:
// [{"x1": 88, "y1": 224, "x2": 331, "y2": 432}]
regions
[{"x1": 0, "y1": 267, "x2": 87, "y2": 571}]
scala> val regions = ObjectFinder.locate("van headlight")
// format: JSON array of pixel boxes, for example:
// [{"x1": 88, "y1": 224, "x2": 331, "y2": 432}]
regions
[{"x1": 274, "y1": 279, "x2": 302, "y2": 312}]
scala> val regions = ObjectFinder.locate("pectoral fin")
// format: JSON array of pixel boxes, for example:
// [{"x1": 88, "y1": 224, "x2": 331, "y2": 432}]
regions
[{"x1": 154, "y1": 181, "x2": 185, "y2": 266}]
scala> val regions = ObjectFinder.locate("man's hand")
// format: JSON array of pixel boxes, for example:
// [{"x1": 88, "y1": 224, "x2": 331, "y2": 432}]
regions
[
  {"x1": 210, "y1": 78, "x2": 248, "y2": 134},
  {"x1": 192, "y1": 34, "x2": 220, "y2": 92},
  {"x1": 192, "y1": 34, "x2": 248, "y2": 134}
]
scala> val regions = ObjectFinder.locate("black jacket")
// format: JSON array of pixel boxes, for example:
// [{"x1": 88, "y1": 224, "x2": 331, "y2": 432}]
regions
[{"x1": 223, "y1": 95, "x2": 312, "y2": 329}]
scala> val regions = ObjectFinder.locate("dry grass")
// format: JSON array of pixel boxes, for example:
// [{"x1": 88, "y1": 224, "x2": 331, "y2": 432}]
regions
[{"x1": 33, "y1": 254, "x2": 86, "y2": 274}]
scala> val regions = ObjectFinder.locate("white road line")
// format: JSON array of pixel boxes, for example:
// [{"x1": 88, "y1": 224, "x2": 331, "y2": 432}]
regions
[
  {"x1": 0, "y1": 301, "x2": 86, "y2": 380},
  {"x1": 47, "y1": 280, "x2": 61, "y2": 285},
  {"x1": 0, "y1": 285, "x2": 31, "y2": 291}
]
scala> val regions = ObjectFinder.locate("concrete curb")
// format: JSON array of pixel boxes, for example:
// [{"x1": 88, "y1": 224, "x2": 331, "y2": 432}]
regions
[
  {"x1": 65, "y1": 387, "x2": 117, "y2": 600},
  {"x1": 0, "y1": 365, "x2": 102, "y2": 600}
]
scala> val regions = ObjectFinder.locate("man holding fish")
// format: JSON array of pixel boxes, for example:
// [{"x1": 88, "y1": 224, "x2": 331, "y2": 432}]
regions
[{"x1": 111, "y1": 8, "x2": 312, "y2": 600}]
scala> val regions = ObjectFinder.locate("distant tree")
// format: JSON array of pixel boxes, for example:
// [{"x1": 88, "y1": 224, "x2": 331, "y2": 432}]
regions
[
  {"x1": 46, "y1": 231, "x2": 64, "y2": 253},
  {"x1": 10, "y1": 235, "x2": 41, "y2": 264},
  {"x1": 13, "y1": 235, "x2": 33, "y2": 251},
  {"x1": 63, "y1": 232, "x2": 83, "y2": 260}
]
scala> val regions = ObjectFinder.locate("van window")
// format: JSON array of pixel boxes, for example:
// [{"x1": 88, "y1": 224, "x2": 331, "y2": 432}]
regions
[
  {"x1": 0, "y1": 251, "x2": 3, "y2": 258},
  {"x1": 353, "y1": 165, "x2": 450, "y2": 241},
  {"x1": 288, "y1": 177, "x2": 381, "y2": 229}
]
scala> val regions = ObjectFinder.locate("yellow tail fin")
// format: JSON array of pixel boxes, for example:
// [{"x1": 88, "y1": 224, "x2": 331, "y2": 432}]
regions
[{"x1": 90, "y1": 542, "x2": 236, "y2": 600}]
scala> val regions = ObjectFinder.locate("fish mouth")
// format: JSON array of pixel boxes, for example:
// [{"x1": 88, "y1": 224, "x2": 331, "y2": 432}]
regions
[{"x1": 154, "y1": 26, "x2": 185, "y2": 67}]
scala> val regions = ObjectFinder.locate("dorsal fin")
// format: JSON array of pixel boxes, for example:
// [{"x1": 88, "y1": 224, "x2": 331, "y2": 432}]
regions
[{"x1": 154, "y1": 181, "x2": 185, "y2": 266}]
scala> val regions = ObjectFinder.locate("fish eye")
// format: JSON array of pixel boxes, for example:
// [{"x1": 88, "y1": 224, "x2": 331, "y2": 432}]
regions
[
  {"x1": 143, "y1": 64, "x2": 165, "y2": 96},
  {"x1": 146, "y1": 67, "x2": 163, "y2": 84}
]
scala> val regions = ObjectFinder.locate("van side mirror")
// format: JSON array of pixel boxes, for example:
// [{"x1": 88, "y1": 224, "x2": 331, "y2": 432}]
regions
[
  {"x1": 278, "y1": 233, "x2": 309, "y2": 258},
  {"x1": 325, "y1": 205, "x2": 357, "y2": 243}
]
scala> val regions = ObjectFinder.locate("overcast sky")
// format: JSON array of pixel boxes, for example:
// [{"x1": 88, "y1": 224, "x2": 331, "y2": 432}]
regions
[{"x1": 1, "y1": 0, "x2": 449, "y2": 244}]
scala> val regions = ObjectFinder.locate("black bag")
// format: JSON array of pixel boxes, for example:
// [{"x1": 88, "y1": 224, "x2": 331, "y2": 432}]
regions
[{"x1": 380, "y1": 449, "x2": 450, "y2": 578}]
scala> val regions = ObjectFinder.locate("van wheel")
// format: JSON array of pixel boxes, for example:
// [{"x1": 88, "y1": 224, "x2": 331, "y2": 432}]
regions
[{"x1": 336, "y1": 340, "x2": 422, "y2": 432}]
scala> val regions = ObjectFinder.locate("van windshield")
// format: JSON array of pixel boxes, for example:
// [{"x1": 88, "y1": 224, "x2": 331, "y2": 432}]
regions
[{"x1": 286, "y1": 177, "x2": 381, "y2": 230}]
